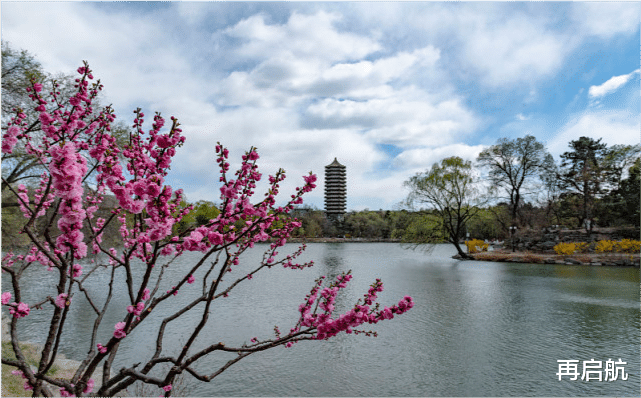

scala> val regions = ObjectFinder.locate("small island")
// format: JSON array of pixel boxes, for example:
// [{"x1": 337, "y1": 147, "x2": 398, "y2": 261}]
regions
[{"x1": 456, "y1": 227, "x2": 640, "y2": 267}]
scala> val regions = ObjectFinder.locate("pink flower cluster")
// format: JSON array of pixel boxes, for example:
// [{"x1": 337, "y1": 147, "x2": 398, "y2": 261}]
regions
[
  {"x1": 16, "y1": 184, "x2": 33, "y2": 219},
  {"x1": 55, "y1": 293, "x2": 70, "y2": 308},
  {"x1": 83, "y1": 378, "x2": 95, "y2": 394},
  {"x1": 3, "y1": 245, "x2": 54, "y2": 271},
  {"x1": 50, "y1": 142, "x2": 88, "y2": 259},
  {"x1": 1, "y1": 290, "x2": 31, "y2": 319},
  {"x1": 127, "y1": 301, "x2": 145, "y2": 316},
  {"x1": 113, "y1": 322, "x2": 127, "y2": 339},
  {"x1": 292, "y1": 273, "x2": 414, "y2": 341},
  {"x1": 9, "y1": 302, "x2": 30, "y2": 318},
  {"x1": 88, "y1": 110, "x2": 189, "y2": 258},
  {"x1": 2, "y1": 125, "x2": 21, "y2": 154}
]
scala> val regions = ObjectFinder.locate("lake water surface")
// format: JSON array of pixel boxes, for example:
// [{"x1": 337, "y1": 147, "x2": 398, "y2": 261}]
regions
[{"x1": 4, "y1": 243, "x2": 640, "y2": 396}]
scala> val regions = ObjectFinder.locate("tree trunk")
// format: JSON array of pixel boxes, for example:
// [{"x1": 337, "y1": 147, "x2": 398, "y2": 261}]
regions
[{"x1": 452, "y1": 240, "x2": 471, "y2": 259}]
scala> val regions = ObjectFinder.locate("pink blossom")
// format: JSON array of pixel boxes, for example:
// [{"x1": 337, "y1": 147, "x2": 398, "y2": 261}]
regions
[
  {"x1": 162, "y1": 385, "x2": 172, "y2": 392},
  {"x1": 83, "y1": 379, "x2": 95, "y2": 394},
  {"x1": 113, "y1": 322, "x2": 126, "y2": 339},
  {"x1": 10, "y1": 302, "x2": 30, "y2": 318},
  {"x1": 127, "y1": 301, "x2": 145, "y2": 316},
  {"x1": 1, "y1": 292, "x2": 12, "y2": 305},
  {"x1": 97, "y1": 343, "x2": 108, "y2": 354},
  {"x1": 11, "y1": 369, "x2": 25, "y2": 378},
  {"x1": 147, "y1": 182, "x2": 162, "y2": 197},
  {"x1": 39, "y1": 111, "x2": 54, "y2": 125},
  {"x1": 207, "y1": 231, "x2": 224, "y2": 245},
  {"x1": 71, "y1": 264, "x2": 83, "y2": 278},
  {"x1": 187, "y1": 275, "x2": 195, "y2": 284},
  {"x1": 1, "y1": 126, "x2": 20, "y2": 154},
  {"x1": 142, "y1": 288, "x2": 150, "y2": 301},
  {"x1": 55, "y1": 293, "x2": 69, "y2": 309}
]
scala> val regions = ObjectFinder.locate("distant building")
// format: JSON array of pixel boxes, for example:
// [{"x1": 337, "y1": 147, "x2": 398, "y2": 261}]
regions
[{"x1": 324, "y1": 158, "x2": 346, "y2": 222}]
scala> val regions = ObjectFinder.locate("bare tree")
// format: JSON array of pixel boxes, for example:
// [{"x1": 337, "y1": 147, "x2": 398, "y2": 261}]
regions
[{"x1": 476, "y1": 135, "x2": 554, "y2": 230}]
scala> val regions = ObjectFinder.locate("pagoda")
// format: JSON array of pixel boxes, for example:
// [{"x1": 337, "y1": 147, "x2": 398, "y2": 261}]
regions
[{"x1": 324, "y1": 158, "x2": 346, "y2": 222}]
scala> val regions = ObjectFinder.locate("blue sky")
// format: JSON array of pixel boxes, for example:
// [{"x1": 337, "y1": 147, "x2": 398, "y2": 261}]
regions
[{"x1": 2, "y1": 2, "x2": 639, "y2": 211}]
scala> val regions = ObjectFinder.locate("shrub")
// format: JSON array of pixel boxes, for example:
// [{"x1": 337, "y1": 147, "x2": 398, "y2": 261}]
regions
[
  {"x1": 574, "y1": 242, "x2": 590, "y2": 253},
  {"x1": 465, "y1": 239, "x2": 489, "y2": 254},
  {"x1": 595, "y1": 240, "x2": 615, "y2": 253},
  {"x1": 554, "y1": 242, "x2": 577, "y2": 255},
  {"x1": 614, "y1": 239, "x2": 641, "y2": 254}
]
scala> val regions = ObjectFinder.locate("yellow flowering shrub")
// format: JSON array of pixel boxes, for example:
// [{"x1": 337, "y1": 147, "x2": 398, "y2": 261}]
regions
[
  {"x1": 574, "y1": 242, "x2": 589, "y2": 253},
  {"x1": 595, "y1": 240, "x2": 614, "y2": 253},
  {"x1": 614, "y1": 239, "x2": 641, "y2": 254},
  {"x1": 553, "y1": 239, "x2": 639, "y2": 257},
  {"x1": 465, "y1": 239, "x2": 489, "y2": 254},
  {"x1": 554, "y1": 242, "x2": 577, "y2": 255}
]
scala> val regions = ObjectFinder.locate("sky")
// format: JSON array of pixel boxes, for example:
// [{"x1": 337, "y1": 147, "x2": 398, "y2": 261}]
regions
[{"x1": 2, "y1": 2, "x2": 640, "y2": 211}]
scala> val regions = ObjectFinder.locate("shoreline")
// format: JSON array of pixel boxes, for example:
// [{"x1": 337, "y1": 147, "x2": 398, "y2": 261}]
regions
[
  {"x1": 288, "y1": 237, "x2": 402, "y2": 243},
  {"x1": 457, "y1": 250, "x2": 640, "y2": 267}
]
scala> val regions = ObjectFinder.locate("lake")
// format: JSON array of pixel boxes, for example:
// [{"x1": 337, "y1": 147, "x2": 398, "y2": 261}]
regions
[{"x1": 3, "y1": 243, "x2": 640, "y2": 396}]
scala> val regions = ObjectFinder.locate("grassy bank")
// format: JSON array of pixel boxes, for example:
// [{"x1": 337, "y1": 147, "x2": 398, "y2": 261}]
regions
[{"x1": 1, "y1": 340, "x2": 62, "y2": 397}]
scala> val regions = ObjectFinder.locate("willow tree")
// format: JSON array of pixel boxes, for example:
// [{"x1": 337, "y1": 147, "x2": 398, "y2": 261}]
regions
[{"x1": 403, "y1": 156, "x2": 484, "y2": 258}]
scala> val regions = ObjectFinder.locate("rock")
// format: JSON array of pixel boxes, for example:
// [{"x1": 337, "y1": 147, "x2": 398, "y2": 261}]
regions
[
  {"x1": 539, "y1": 241, "x2": 557, "y2": 251},
  {"x1": 564, "y1": 258, "x2": 583, "y2": 265},
  {"x1": 543, "y1": 258, "x2": 557, "y2": 264}
]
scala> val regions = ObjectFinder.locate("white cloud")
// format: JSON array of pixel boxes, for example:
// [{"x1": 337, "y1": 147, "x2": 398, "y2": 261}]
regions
[
  {"x1": 588, "y1": 69, "x2": 640, "y2": 99},
  {"x1": 547, "y1": 110, "x2": 641, "y2": 158},
  {"x1": 352, "y1": 3, "x2": 574, "y2": 88},
  {"x1": 460, "y1": 14, "x2": 569, "y2": 87},
  {"x1": 224, "y1": 11, "x2": 381, "y2": 63},
  {"x1": 305, "y1": 95, "x2": 478, "y2": 148},
  {"x1": 570, "y1": 2, "x2": 641, "y2": 38},
  {"x1": 393, "y1": 144, "x2": 487, "y2": 171}
]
